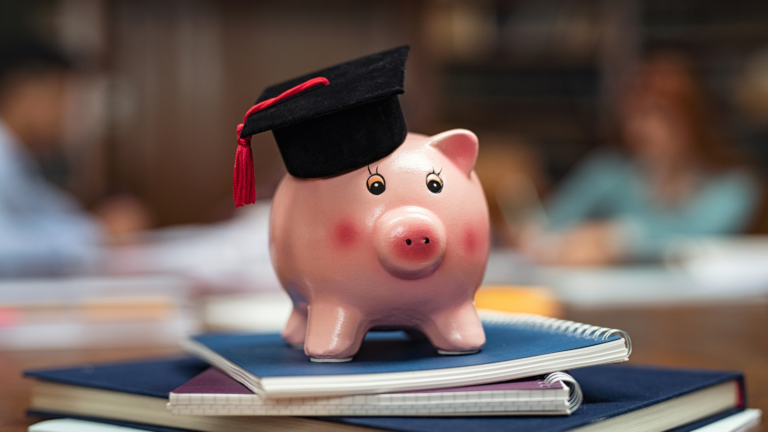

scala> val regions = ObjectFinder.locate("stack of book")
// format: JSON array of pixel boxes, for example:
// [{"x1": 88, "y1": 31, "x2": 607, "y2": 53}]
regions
[
  {"x1": 24, "y1": 311, "x2": 759, "y2": 431},
  {"x1": 0, "y1": 276, "x2": 197, "y2": 350}
]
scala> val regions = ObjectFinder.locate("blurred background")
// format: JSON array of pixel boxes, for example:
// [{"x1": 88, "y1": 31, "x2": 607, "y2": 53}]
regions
[
  {"x1": 3, "y1": 0, "x2": 768, "y2": 423},
  {"x1": 6, "y1": 0, "x2": 768, "y2": 228},
  {"x1": 1, "y1": 0, "x2": 768, "y2": 353}
]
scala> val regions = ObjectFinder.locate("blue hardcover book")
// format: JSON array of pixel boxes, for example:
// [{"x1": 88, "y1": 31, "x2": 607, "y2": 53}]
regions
[
  {"x1": 182, "y1": 312, "x2": 633, "y2": 398},
  {"x1": 26, "y1": 358, "x2": 745, "y2": 432}
]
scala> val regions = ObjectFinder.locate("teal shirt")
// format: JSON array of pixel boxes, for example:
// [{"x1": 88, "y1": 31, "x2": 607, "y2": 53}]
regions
[{"x1": 545, "y1": 151, "x2": 761, "y2": 260}]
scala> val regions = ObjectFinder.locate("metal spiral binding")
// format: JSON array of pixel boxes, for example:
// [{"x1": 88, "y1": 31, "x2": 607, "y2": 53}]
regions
[
  {"x1": 478, "y1": 310, "x2": 633, "y2": 357},
  {"x1": 545, "y1": 371, "x2": 583, "y2": 412}
]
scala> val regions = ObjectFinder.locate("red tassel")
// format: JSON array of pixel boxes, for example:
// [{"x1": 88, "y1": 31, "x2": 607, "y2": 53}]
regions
[
  {"x1": 233, "y1": 76, "x2": 330, "y2": 207},
  {"x1": 233, "y1": 124, "x2": 256, "y2": 208}
]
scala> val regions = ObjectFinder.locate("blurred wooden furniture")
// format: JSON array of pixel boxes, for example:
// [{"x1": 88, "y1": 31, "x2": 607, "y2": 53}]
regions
[{"x1": 1, "y1": 304, "x2": 765, "y2": 431}]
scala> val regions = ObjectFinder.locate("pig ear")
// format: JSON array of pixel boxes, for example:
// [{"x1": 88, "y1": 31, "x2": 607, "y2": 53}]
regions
[{"x1": 428, "y1": 129, "x2": 479, "y2": 177}]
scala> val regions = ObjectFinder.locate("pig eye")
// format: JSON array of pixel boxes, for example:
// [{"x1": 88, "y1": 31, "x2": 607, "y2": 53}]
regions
[
  {"x1": 367, "y1": 173, "x2": 386, "y2": 195},
  {"x1": 426, "y1": 172, "x2": 443, "y2": 194}
]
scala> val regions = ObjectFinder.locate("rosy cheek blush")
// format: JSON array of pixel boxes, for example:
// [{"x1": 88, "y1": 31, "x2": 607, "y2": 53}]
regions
[
  {"x1": 463, "y1": 227, "x2": 478, "y2": 255},
  {"x1": 333, "y1": 218, "x2": 358, "y2": 249}
]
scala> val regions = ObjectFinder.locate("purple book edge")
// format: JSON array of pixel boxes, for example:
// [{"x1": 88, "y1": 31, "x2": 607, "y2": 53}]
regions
[{"x1": 171, "y1": 368, "x2": 562, "y2": 396}]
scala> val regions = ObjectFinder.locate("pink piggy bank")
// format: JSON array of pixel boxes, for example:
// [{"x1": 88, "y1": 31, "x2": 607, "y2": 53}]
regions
[{"x1": 270, "y1": 129, "x2": 491, "y2": 361}]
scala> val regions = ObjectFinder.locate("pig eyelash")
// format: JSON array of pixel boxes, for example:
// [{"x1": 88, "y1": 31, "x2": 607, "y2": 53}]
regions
[
  {"x1": 367, "y1": 165, "x2": 381, "y2": 176},
  {"x1": 426, "y1": 168, "x2": 444, "y2": 194},
  {"x1": 366, "y1": 166, "x2": 386, "y2": 195}
]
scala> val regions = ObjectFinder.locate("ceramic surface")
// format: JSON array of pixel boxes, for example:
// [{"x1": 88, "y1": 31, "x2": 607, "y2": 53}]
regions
[{"x1": 270, "y1": 130, "x2": 491, "y2": 360}]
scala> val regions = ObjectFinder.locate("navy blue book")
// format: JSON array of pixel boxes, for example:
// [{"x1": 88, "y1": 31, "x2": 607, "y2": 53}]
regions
[
  {"x1": 182, "y1": 312, "x2": 633, "y2": 398},
  {"x1": 26, "y1": 357, "x2": 745, "y2": 432}
]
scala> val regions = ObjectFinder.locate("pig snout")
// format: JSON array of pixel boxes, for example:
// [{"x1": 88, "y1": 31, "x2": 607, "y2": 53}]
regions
[{"x1": 374, "y1": 207, "x2": 446, "y2": 280}]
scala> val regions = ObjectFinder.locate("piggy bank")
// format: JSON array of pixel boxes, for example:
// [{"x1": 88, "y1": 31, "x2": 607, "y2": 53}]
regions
[{"x1": 270, "y1": 129, "x2": 491, "y2": 361}]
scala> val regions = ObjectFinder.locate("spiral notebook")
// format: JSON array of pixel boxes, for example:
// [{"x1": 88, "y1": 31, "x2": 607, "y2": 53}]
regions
[
  {"x1": 181, "y1": 311, "x2": 632, "y2": 398},
  {"x1": 25, "y1": 359, "x2": 745, "y2": 432},
  {"x1": 24, "y1": 410, "x2": 765, "y2": 432},
  {"x1": 168, "y1": 368, "x2": 582, "y2": 416}
]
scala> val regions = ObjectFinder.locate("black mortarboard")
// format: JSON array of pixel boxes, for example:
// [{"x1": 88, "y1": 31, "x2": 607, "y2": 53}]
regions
[{"x1": 233, "y1": 46, "x2": 410, "y2": 207}]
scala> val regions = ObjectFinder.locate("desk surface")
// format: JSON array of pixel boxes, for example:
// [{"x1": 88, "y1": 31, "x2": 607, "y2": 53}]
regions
[{"x1": 1, "y1": 305, "x2": 765, "y2": 432}]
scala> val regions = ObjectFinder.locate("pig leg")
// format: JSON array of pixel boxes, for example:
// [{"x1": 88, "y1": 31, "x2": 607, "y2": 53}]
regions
[
  {"x1": 281, "y1": 304, "x2": 308, "y2": 348},
  {"x1": 305, "y1": 303, "x2": 367, "y2": 362},
  {"x1": 421, "y1": 302, "x2": 486, "y2": 355}
]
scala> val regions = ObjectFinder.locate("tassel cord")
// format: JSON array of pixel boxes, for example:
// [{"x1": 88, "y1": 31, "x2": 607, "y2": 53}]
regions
[{"x1": 232, "y1": 77, "x2": 330, "y2": 207}]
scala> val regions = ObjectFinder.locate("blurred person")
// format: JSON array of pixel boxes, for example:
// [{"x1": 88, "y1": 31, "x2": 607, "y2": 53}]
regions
[
  {"x1": 522, "y1": 53, "x2": 761, "y2": 266},
  {"x1": 0, "y1": 39, "x2": 141, "y2": 277}
]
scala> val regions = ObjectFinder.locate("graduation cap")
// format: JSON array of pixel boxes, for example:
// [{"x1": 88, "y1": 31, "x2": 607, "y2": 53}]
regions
[{"x1": 233, "y1": 46, "x2": 410, "y2": 207}]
